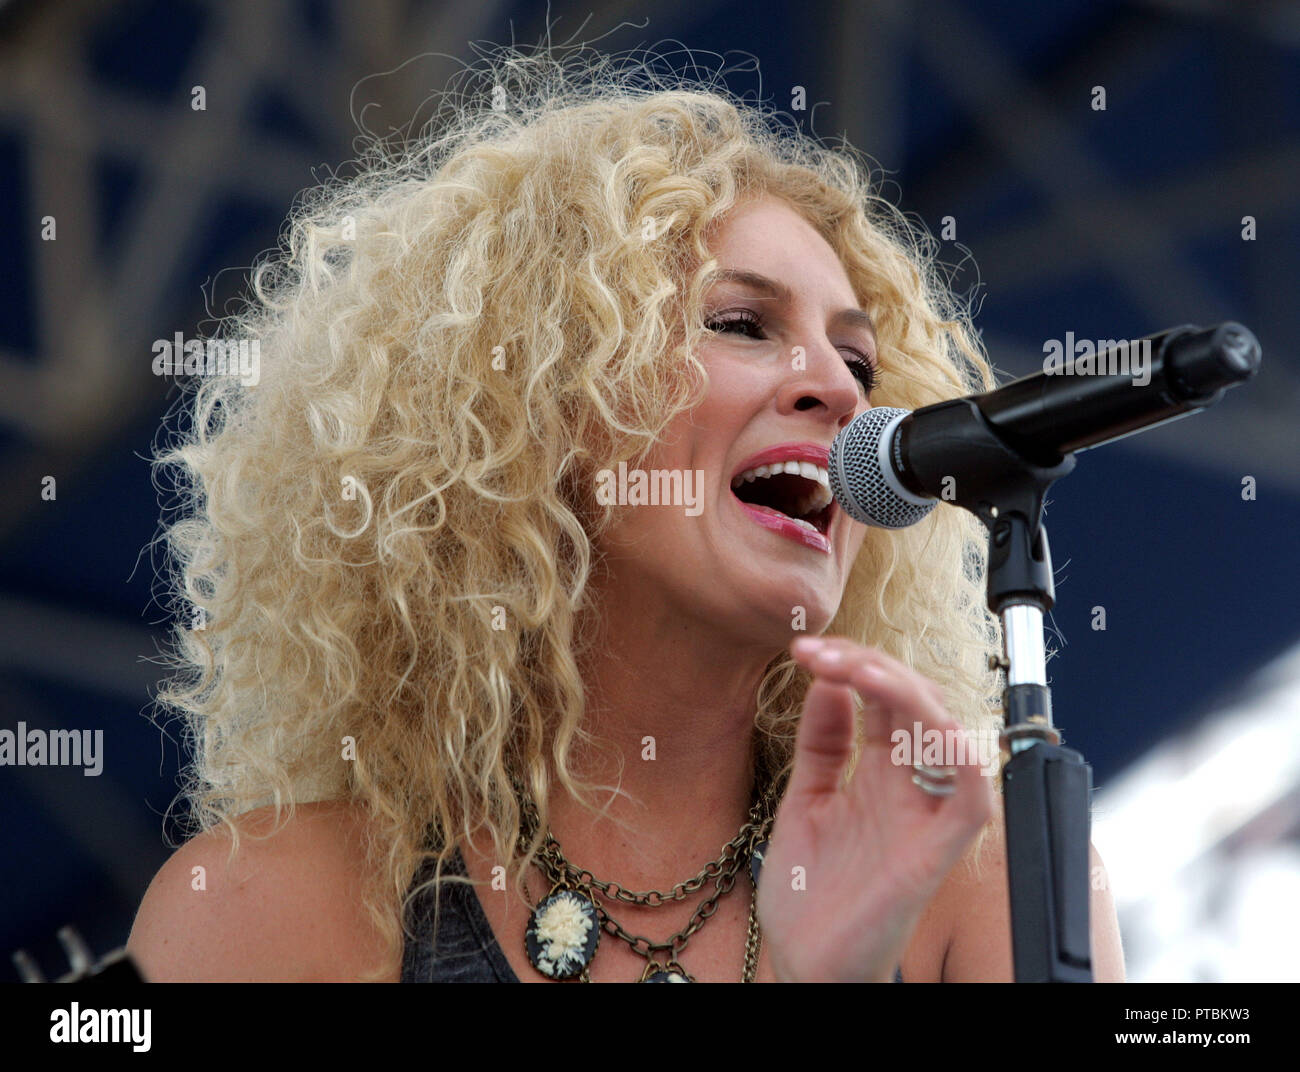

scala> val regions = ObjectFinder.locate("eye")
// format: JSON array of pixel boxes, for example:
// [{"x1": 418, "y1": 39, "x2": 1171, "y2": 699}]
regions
[
  {"x1": 704, "y1": 309, "x2": 766, "y2": 339},
  {"x1": 704, "y1": 310, "x2": 881, "y2": 395},
  {"x1": 842, "y1": 352, "x2": 880, "y2": 395}
]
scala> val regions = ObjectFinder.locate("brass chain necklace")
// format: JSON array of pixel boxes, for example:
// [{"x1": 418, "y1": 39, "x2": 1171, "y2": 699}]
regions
[{"x1": 517, "y1": 779, "x2": 778, "y2": 982}]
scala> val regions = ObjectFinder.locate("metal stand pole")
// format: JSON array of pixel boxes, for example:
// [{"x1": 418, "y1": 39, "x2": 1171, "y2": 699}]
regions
[{"x1": 992, "y1": 519, "x2": 1094, "y2": 983}]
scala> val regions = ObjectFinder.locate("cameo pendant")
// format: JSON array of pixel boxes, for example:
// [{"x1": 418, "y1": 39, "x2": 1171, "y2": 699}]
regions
[{"x1": 525, "y1": 887, "x2": 600, "y2": 979}]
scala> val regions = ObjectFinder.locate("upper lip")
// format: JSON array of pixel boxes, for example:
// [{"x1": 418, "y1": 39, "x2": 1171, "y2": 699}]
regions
[{"x1": 730, "y1": 442, "x2": 832, "y2": 481}]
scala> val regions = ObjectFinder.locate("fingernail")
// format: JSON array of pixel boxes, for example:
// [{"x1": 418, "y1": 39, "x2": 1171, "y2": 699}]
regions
[{"x1": 792, "y1": 637, "x2": 825, "y2": 654}]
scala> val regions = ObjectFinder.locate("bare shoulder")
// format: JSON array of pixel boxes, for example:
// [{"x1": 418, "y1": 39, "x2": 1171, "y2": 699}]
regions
[
  {"x1": 928, "y1": 809, "x2": 1127, "y2": 982},
  {"x1": 127, "y1": 800, "x2": 397, "y2": 982}
]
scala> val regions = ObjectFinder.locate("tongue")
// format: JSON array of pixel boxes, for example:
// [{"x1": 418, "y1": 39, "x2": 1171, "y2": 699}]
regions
[{"x1": 739, "y1": 500, "x2": 805, "y2": 524}]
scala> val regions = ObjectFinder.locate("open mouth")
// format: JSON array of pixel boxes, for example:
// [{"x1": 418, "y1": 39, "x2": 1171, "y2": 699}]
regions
[{"x1": 730, "y1": 460, "x2": 834, "y2": 537}]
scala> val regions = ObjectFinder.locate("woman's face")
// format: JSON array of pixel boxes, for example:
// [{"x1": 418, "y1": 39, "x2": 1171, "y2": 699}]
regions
[{"x1": 597, "y1": 195, "x2": 876, "y2": 647}]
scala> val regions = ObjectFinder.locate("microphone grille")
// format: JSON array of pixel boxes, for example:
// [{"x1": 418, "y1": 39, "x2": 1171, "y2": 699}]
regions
[{"x1": 829, "y1": 407, "x2": 936, "y2": 529}]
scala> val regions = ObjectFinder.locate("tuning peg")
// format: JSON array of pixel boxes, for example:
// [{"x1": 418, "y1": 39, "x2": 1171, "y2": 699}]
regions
[
  {"x1": 57, "y1": 926, "x2": 95, "y2": 978},
  {"x1": 12, "y1": 927, "x2": 146, "y2": 983},
  {"x1": 12, "y1": 949, "x2": 46, "y2": 982}
]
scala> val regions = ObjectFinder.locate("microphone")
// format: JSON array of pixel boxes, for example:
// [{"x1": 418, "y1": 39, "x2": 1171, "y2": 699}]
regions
[{"x1": 829, "y1": 322, "x2": 1261, "y2": 528}]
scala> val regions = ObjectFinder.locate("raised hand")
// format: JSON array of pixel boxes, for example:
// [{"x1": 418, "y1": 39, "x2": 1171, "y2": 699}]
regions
[{"x1": 757, "y1": 636, "x2": 996, "y2": 983}]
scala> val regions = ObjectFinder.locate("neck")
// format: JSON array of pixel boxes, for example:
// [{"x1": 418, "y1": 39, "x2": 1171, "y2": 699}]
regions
[{"x1": 542, "y1": 579, "x2": 779, "y2": 889}]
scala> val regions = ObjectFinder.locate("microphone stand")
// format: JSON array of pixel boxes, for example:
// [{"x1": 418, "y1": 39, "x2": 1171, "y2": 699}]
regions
[
  {"x1": 901, "y1": 397, "x2": 1092, "y2": 981},
  {"x1": 989, "y1": 505, "x2": 1095, "y2": 983}
]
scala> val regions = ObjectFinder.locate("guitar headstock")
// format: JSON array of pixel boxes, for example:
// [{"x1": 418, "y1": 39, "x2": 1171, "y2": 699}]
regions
[{"x1": 11, "y1": 925, "x2": 145, "y2": 983}]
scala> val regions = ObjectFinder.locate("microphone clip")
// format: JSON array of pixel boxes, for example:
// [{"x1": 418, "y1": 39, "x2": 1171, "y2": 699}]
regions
[{"x1": 897, "y1": 397, "x2": 1075, "y2": 613}]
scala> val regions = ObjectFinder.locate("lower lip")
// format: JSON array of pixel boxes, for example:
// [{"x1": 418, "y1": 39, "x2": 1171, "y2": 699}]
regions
[{"x1": 733, "y1": 494, "x2": 833, "y2": 553}]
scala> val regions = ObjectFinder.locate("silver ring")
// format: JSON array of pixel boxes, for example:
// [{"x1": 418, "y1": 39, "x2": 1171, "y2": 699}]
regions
[
  {"x1": 912, "y1": 763, "x2": 957, "y2": 797},
  {"x1": 914, "y1": 762, "x2": 957, "y2": 780},
  {"x1": 911, "y1": 773, "x2": 957, "y2": 797}
]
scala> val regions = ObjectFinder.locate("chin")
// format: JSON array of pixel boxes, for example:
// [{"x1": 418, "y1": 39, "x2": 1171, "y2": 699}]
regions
[{"x1": 729, "y1": 576, "x2": 841, "y2": 646}]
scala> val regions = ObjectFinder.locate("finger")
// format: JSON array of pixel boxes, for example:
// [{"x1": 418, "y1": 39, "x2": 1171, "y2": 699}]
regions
[
  {"x1": 793, "y1": 637, "x2": 918, "y2": 687},
  {"x1": 795, "y1": 642, "x2": 950, "y2": 742},
  {"x1": 798, "y1": 645, "x2": 995, "y2": 822},
  {"x1": 851, "y1": 645, "x2": 948, "y2": 708},
  {"x1": 791, "y1": 638, "x2": 990, "y2": 770},
  {"x1": 785, "y1": 678, "x2": 857, "y2": 801}
]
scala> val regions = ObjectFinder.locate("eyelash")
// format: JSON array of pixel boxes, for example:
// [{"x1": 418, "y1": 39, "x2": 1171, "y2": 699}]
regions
[{"x1": 704, "y1": 309, "x2": 880, "y2": 394}]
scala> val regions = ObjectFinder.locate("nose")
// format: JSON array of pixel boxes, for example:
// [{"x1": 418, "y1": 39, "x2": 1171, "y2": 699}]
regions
[{"x1": 775, "y1": 338, "x2": 865, "y2": 431}]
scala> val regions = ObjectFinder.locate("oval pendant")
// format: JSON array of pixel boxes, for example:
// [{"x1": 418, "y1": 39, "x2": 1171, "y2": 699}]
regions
[
  {"x1": 643, "y1": 970, "x2": 690, "y2": 982},
  {"x1": 525, "y1": 889, "x2": 600, "y2": 980}
]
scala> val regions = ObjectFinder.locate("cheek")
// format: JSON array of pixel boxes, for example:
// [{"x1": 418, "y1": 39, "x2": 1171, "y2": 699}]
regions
[
  {"x1": 846, "y1": 527, "x2": 869, "y2": 567},
  {"x1": 697, "y1": 350, "x2": 767, "y2": 421}
]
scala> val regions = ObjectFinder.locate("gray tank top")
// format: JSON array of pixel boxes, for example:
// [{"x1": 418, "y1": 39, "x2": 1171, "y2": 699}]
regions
[{"x1": 400, "y1": 846, "x2": 905, "y2": 983}]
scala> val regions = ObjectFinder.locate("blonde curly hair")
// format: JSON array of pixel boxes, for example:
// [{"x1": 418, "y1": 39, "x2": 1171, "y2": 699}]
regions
[{"x1": 152, "y1": 43, "x2": 1004, "y2": 980}]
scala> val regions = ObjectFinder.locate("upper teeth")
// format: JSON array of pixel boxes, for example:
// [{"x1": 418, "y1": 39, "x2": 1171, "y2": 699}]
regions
[{"x1": 731, "y1": 460, "x2": 833, "y2": 514}]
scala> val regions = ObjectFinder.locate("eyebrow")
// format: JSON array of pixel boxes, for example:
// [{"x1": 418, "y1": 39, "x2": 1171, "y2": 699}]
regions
[{"x1": 708, "y1": 268, "x2": 877, "y2": 338}]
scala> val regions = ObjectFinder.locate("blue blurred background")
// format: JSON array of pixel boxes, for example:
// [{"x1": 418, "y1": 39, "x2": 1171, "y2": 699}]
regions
[{"x1": 2, "y1": 0, "x2": 1298, "y2": 981}]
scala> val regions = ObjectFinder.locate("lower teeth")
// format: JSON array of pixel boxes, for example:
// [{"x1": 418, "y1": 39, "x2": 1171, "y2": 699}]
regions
[{"x1": 789, "y1": 517, "x2": 819, "y2": 533}]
